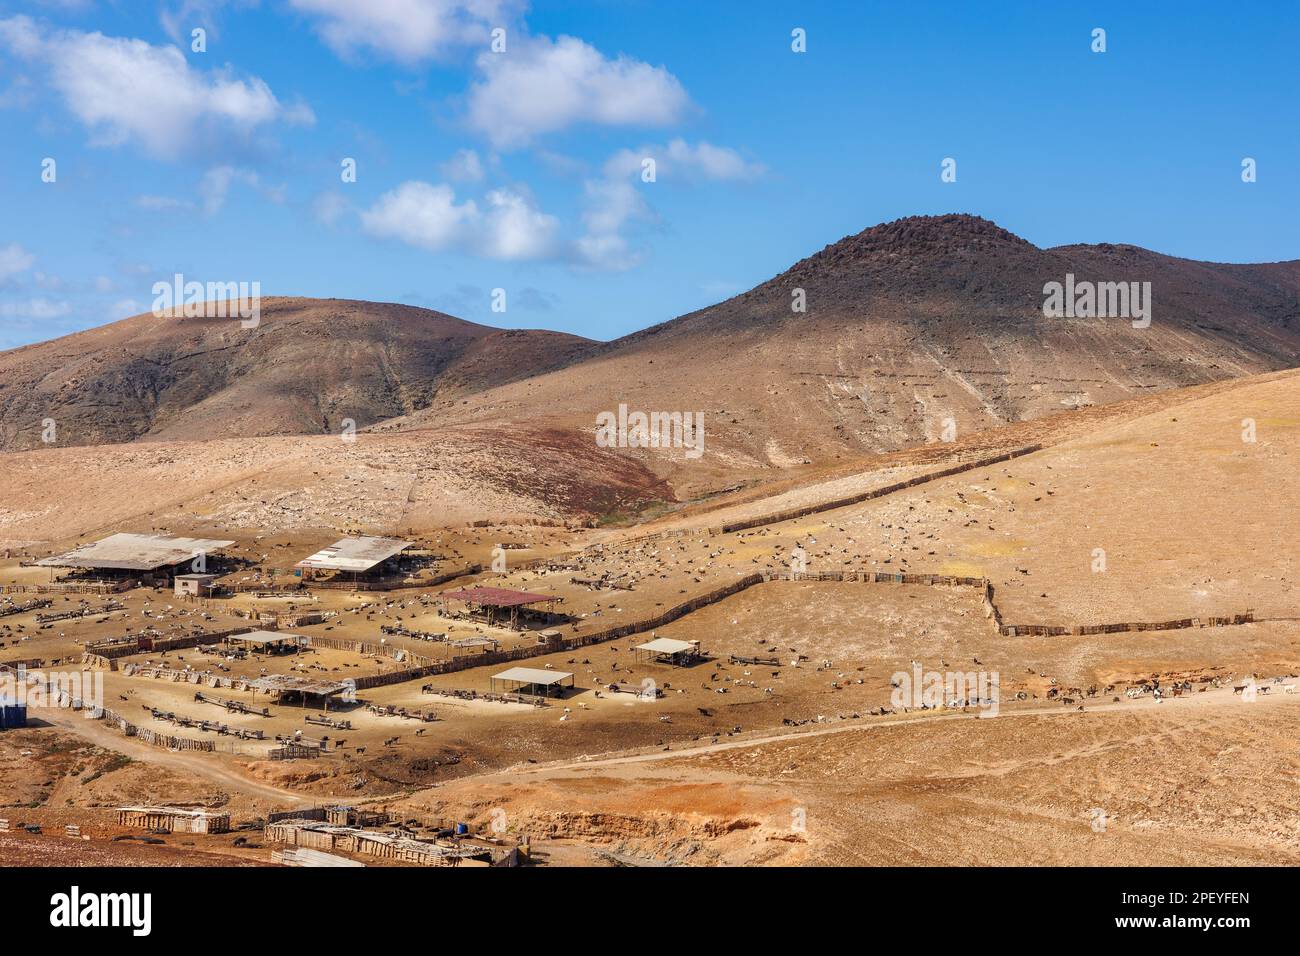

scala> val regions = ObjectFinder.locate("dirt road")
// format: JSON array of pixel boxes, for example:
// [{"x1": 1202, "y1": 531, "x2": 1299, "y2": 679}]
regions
[{"x1": 37, "y1": 708, "x2": 311, "y2": 807}]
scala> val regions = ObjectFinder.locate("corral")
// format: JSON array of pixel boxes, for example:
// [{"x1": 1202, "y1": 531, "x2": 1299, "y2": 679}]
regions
[
  {"x1": 263, "y1": 820, "x2": 515, "y2": 866},
  {"x1": 117, "y1": 806, "x2": 231, "y2": 834}
]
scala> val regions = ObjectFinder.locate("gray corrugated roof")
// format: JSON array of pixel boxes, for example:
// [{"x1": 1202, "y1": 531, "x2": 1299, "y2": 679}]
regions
[
  {"x1": 295, "y1": 535, "x2": 412, "y2": 572},
  {"x1": 37, "y1": 533, "x2": 235, "y2": 571}
]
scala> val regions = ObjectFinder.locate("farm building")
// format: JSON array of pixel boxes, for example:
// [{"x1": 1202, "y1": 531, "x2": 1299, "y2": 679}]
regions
[
  {"x1": 294, "y1": 535, "x2": 414, "y2": 586},
  {"x1": 264, "y1": 820, "x2": 512, "y2": 866},
  {"x1": 38, "y1": 533, "x2": 235, "y2": 583},
  {"x1": 439, "y1": 586, "x2": 566, "y2": 629},
  {"x1": 635, "y1": 637, "x2": 703, "y2": 666},
  {"x1": 249, "y1": 674, "x2": 352, "y2": 709},
  {"x1": 174, "y1": 572, "x2": 219, "y2": 597},
  {"x1": 224, "y1": 629, "x2": 305, "y2": 655},
  {"x1": 117, "y1": 806, "x2": 231, "y2": 834},
  {"x1": 489, "y1": 666, "x2": 575, "y2": 698}
]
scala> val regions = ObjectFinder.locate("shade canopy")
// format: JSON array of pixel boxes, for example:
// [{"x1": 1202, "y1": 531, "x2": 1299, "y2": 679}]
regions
[
  {"x1": 38, "y1": 533, "x2": 235, "y2": 572},
  {"x1": 295, "y1": 536, "x2": 412, "y2": 572}
]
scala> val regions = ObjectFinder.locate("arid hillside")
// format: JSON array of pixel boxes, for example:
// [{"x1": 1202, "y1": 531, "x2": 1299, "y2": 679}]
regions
[
  {"x1": 381, "y1": 215, "x2": 1300, "y2": 493},
  {"x1": 0, "y1": 297, "x2": 594, "y2": 450},
  {"x1": 4, "y1": 217, "x2": 1297, "y2": 484}
]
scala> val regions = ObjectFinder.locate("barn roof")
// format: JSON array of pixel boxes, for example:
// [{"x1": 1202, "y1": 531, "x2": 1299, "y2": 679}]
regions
[
  {"x1": 636, "y1": 637, "x2": 697, "y2": 655},
  {"x1": 37, "y1": 533, "x2": 236, "y2": 571},
  {"x1": 439, "y1": 586, "x2": 557, "y2": 607},
  {"x1": 295, "y1": 535, "x2": 413, "y2": 572},
  {"x1": 491, "y1": 667, "x2": 573, "y2": 686}
]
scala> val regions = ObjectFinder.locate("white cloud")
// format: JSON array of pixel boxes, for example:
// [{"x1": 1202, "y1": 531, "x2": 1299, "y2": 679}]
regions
[
  {"x1": 572, "y1": 140, "x2": 762, "y2": 271},
  {"x1": 289, "y1": 0, "x2": 521, "y2": 64},
  {"x1": 0, "y1": 297, "x2": 71, "y2": 319},
  {"x1": 159, "y1": 1, "x2": 254, "y2": 45},
  {"x1": 360, "y1": 180, "x2": 559, "y2": 261},
  {"x1": 604, "y1": 139, "x2": 765, "y2": 182},
  {"x1": 467, "y1": 34, "x2": 690, "y2": 148},
  {"x1": 198, "y1": 165, "x2": 285, "y2": 216},
  {"x1": 0, "y1": 243, "x2": 36, "y2": 282},
  {"x1": 477, "y1": 188, "x2": 559, "y2": 259},
  {"x1": 573, "y1": 178, "x2": 649, "y2": 271},
  {"x1": 361, "y1": 181, "x2": 479, "y2": 252},
  {"x1": 441, "y1": 148, "x2": 486, "y2": 183},
  {"x1": 0, "y1": 15, "x2": 313, "y2": 159}
]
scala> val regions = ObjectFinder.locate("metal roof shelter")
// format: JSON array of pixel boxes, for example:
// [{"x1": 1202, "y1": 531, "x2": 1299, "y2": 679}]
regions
[
  {"x1": 634, "y1": 637, "x2": 702, "y2": 665},
  {"x1": 249, "y1": 674, "x2": 352, "y2": 709},
  {"x1": 440, "y1": 587, "x2": 557, "y2": 607},
  {"x1": 295, "y1": 536, "x2": 413, "y2": 573},
  {"x1": 37, "y1": 533, "x2": 235, "y2": 573},
  {"x1": 225, "y1": 629, "x2": 305, "y2": 653},
  {"x1": 439, "y1": 586, "x2": 563, "y2": 629},
  {"x1": 489, "y1": 667, "x2": 574, "y2": 698}
]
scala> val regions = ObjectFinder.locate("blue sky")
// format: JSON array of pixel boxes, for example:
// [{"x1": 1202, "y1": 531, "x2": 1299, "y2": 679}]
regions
[{"x1": 1, "y1": 0, "x2": 1296, "y2": 349}]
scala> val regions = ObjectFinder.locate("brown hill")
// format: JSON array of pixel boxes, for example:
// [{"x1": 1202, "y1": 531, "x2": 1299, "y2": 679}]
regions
[
  {"x1": 0, "y1": 297, "x2": 594, "y2": 450},
  {"x1": 380, "y1": 214, "x2": 1300, "y2": 494}
]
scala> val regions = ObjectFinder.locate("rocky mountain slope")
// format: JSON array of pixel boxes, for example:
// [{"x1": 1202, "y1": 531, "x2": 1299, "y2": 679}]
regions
[{"x1": 0, "y1": 297, "x2": 594, "y2": 450}]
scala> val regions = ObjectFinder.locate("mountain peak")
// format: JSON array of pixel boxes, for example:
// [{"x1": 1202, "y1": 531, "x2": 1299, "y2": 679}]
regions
[{"x1": 800, "y1": 214, "x2": 1035, "y2": 270}]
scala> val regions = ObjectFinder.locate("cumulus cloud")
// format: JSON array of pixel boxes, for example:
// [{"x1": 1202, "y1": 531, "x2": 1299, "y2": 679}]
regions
[
  {"x1": 573, "y1": 140, "x2": 763, "y2": 271},
  {"x1": 0, "y1": 15, "x2": 313, "y2": 159},
  {"x1": 467, "y1": 35, "x2": 690, "y2": 148},
  {"x1": 441, "y1": 148, "x2": 486, "y2": 183},
  {"x1": 360, "y1": 180, "x2": 560, "y2": 262},
  {"x1": 359, "y1": 181, "x2": 560, "y2": 260},
  {"x1": 477, "y1": 188, "x2": 559, "y2": 259},
  {"x1": 603, "y1": 138, "x2": 765, "y2": 182},
  {"x1": 361, "y1": 181, "x2": 479, "y2": 251},
  {"x1": 289, "y1": 0, "x2": 522, "y2": 64},
  {"x1": 0, "y1": 243, "x2": 36, "y2": 283}
]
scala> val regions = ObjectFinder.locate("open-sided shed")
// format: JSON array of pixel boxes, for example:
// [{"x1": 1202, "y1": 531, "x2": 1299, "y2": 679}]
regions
[
  {"x1": 249, "y1": 674, "x2": 352, "y2": 710},
  {"x1": 439, "y1": 586, "x2": 564, "y2": 629},
  {"x1": 489, "y1": 667, "x2": 575, "y2": 698},
  {"x1": 225, "y1": 629, "x2": 305, "y2": 655},
  {"x1": 295, "y1": 535, "x2": 414, "y2": 585},
  {"x1": 634, "y1": 637, "x2": 703, "y2": 666},
  {"x1": 38, "y1": 533, "x2": 235, "y2": 580}
]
